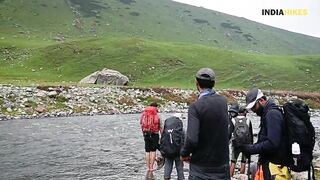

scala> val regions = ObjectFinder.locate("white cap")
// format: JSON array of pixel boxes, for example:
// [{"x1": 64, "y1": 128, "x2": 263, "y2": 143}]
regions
[{"x1": 246, "y1": 88, "x2": 264, "y2": 109}]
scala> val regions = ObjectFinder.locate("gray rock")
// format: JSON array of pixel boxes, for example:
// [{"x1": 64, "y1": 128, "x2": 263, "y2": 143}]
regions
[
  {"x1": 3, "y1": 101, "x2": 14, "y2": 109},
  {"x1": 36, "y1": 91, "x2": 46, "y2": 97},
  {"x1": 0, "y1": 114, "x2": 6, "y2": 120},
  {"x1": 48, "y1": 91, "x2": 57, "y2": 98},
  {"x1": 79, "y1": 68, "x2": 129, "y2": 85},
  {"x1": 89, "y1": 97, "x2": 96, "y2": 102}
]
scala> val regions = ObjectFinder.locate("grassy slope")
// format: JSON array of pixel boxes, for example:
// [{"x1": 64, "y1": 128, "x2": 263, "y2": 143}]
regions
[
  {"x1": 1, "y1": 0, "x2": 320, "y2": 55},
  {"x1": 0, "y1": 0, "x2": 319, "y2": 91},
  {"x1": 1, "y1": 37, "x2": 319, "y2": 91}
]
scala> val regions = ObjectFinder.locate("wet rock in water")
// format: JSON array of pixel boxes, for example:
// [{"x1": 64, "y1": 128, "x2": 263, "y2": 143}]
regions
[
  {"x1": 0, "y1": 114, "x2": 6, "y2": 120},
  {"x1": 232, "y1": 174, "x2": 248, "y2": 180},
  {"x1": 101, "y1": 149, "x2": 111, "y2": 152}
]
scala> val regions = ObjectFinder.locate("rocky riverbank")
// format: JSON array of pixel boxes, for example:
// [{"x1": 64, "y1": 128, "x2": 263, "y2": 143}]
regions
[
  {"x1": 0, "y1": 85, "x2": 194, "y2": 120},
  {"x1": 0, "y1": 84, "x2": 319, "y2": 120}
]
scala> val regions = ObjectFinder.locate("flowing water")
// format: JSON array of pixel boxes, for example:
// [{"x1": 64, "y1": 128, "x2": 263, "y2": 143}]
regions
[{"x1": 0, "y1": 113, "x2": 319, "y2": 180}]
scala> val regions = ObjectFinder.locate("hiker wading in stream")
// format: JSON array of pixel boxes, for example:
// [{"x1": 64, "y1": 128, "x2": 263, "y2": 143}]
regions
[{"x1": 140, "y1": 102, "x2": 161, "y2": 173}]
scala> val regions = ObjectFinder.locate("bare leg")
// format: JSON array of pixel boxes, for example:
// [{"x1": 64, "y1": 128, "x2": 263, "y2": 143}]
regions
[
  {"x1": 145, "y1": 152, "x2": 151, "y2": 170},
  {"x1": 230, "y1": 162, "x2": 235, "y2": 177},
  {"x1": 240, "y1": 162, "x2": 246, "y2": 174},
  {"x1": 149, "y1": 151, "x2": 156, "y2": 171}
]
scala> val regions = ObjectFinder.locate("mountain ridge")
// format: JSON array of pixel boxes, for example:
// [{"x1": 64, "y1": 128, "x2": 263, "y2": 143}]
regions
[{"x1": 1, "y1": 0, "x2": 320, "y2": 55}]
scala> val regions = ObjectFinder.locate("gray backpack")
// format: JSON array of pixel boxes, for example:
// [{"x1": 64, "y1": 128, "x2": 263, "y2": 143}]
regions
[{"x1": 232, "y1": 117, "x2": 250, "y2": 147}]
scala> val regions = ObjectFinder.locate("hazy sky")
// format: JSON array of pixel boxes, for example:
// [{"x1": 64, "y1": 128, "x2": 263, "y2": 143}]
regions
[{"x1": 173, "y1": 0, "x2": 320, "y2": 38}]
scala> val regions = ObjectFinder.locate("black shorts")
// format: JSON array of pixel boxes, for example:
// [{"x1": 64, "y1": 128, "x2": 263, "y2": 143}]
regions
[{"x1": 143, "y1": 132, "x2": 159, "y2": 152}]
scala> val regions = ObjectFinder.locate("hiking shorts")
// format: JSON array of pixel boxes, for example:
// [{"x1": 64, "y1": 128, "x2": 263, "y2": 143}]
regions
[
  {"x1": 231, "y1": 146, "x2": 247, "y2": 163},
  {"x1": 143, "y1": 132, "x2": 159, "y2": 152}
]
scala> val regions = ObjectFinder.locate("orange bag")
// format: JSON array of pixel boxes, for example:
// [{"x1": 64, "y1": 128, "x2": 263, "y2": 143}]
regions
[{"x1": 254, "y1": 165, "x2": 264, "y2": 180}]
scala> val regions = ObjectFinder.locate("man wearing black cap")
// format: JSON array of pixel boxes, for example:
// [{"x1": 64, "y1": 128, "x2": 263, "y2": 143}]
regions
[
  {"x1": 241, "y1": 88, "x2": 288, "y2": 179},
  {"x1": 180, "y1": 68, "x2": 230, "y2": 179}
]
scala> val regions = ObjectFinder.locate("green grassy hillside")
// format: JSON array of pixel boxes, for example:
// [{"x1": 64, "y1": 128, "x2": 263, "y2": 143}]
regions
[
  {"x1": 1, "y1": 37, "x2": 319, "y2": 91},
  {"x1": 1, "y1": 0, "x2": 320, "y2": 55}
]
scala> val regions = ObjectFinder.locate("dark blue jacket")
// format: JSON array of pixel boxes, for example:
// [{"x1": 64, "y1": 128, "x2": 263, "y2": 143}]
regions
[{"x1": 244, "y1": 100, "x2": 288, "y2": 165}]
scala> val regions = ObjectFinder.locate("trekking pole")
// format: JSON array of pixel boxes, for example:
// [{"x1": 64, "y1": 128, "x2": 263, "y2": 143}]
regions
[{"x1": 247, "y1": 155, "x2": 251, "y2": 180}]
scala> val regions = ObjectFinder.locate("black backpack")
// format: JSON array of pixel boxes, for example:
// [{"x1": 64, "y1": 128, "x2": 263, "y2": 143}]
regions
[
  {"x1": 232, "y1": 116, "x2": 251, "y2": 147},
  {"x1": 160, "y1": 116, "x2": 184, "y2": 158},
  {"x1": 283, "y1": 99, "x2": 315, "y2": 176}
]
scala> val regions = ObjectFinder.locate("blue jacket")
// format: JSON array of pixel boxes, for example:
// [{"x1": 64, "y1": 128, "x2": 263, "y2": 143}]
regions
[{"x1": 244, "y1": 100, "x2": 288, "y2": 165}]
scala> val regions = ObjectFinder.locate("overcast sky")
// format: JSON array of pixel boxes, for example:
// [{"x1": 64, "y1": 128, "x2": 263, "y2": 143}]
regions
[{"x1": 173, "y1": 0, "x2": 320, "y2": 38}]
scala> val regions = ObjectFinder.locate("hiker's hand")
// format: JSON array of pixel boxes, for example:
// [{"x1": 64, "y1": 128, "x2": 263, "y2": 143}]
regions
[
  {"x1": 233, "y1": 141, "x2": 241, "y2": 148},
  {"x1": 180, "y1": 156, "x2": 191, "y2": 163},
  {"x1": 239, "y1": 145, "x2": 251, "y2": 156}
]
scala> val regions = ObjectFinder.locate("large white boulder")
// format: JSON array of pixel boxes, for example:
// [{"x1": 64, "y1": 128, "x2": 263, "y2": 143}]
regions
[{"x1": 79, "y1": 68, "x2": 129, "y2": 86}]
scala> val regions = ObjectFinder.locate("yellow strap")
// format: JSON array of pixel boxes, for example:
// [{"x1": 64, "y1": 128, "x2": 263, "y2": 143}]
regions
[{"x1": 269, "y1": 163, "x2": 291, "y2": 180}]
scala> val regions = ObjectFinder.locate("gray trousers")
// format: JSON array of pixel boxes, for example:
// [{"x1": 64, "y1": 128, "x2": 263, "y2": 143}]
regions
[
  {"x1": 188, "y1": 163, "x2": 230, "y2": 180},
  {"x1": 164, "y1": 156, "x2": 184, "y2": 180}
]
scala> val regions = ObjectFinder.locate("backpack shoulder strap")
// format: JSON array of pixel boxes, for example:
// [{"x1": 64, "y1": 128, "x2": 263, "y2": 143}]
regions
[
  {"x1": 245, "y1": 118, "x2": 250, "y2": 126},
  {"x1": 231, "y1": 117, "x2": 236, "y2": 125}
]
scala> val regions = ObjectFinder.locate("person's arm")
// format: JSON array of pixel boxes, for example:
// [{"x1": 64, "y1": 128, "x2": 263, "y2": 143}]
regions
[
  {"x1": 242, "y1": 110, "x2": 283, "y2": 155},
  {"x1": 180, "y1": 104, "x2": 200, "y2": 158},
  {"x1": 159, "y1": 118, "x2": 163, "y2": 134}
]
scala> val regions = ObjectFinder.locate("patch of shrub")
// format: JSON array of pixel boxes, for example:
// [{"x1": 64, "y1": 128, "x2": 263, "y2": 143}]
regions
[
  {"x1": 185, "y1": 93, "x2": 198, "y2": 105},
  {"x1": 73, "y1": 105, "x2": 88, "y2": 113},
  {"x1": 70, "y1": 0, "x2": 107, "y2": 18},
  {"x1": 129, "y1": 12, "x2": 140, "y2": 16},
  {"x1": 24, "y1": 100, "x2": 37, "y2": 108},
  {"x1": 163, "y1": 93, "x2": 184, "y2": 103},
  {"x1": 137, "y1": 96, "x2": 164, "y2": 106},
  {"x1": 220, "y1": 22, "x2": 241, "y2": 31},
  {"x1": 193, "y1": 19, "x2": 209, "y2": 25},
  {"x1": 243, "y1": 34, "x2": 254, "y2": 41},
  {"x1": 118, "y1": 0, "x2": 136, "y2": 5},
  {"x1": 0, "y1": 98, "x2": 3, "y2": 105},
  {"x1": 152, "y1": 88, "x2": 171, "y2": 94},
  {"x1": 117, "y1": 96, "x2": 136, "y2": 106},
  {"x1": 56, "y1": 95, "x2": 68, "y2": 103},
  {"x1": 220, "y1": 91, "x2": 237, "y2": 103}
]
